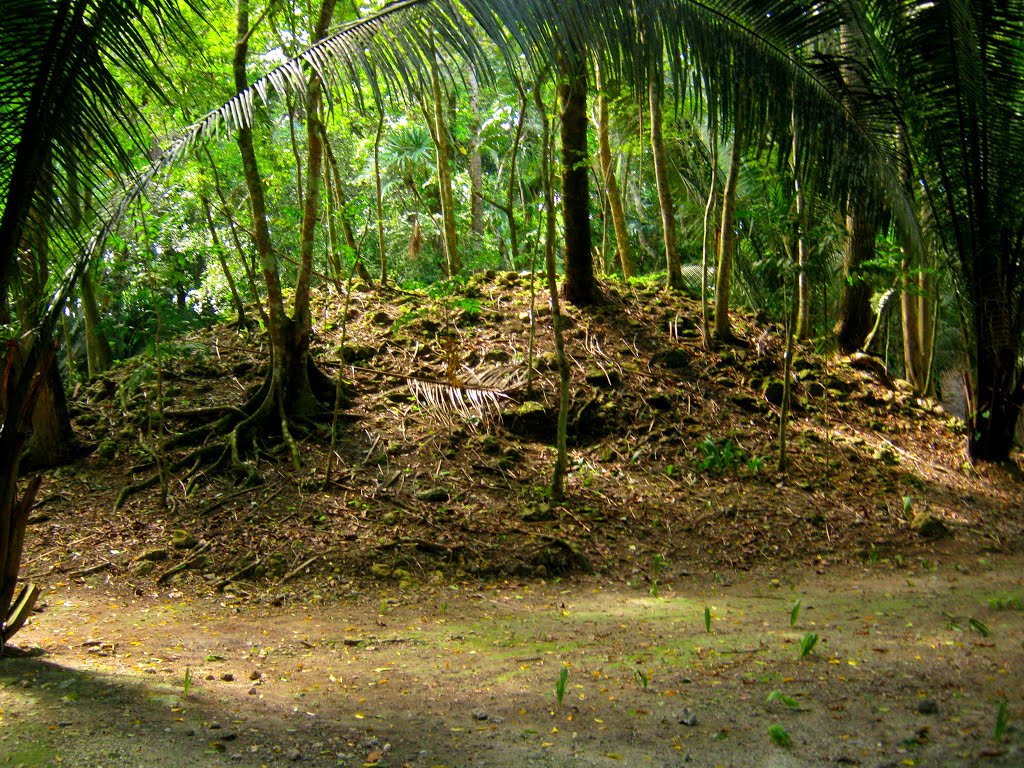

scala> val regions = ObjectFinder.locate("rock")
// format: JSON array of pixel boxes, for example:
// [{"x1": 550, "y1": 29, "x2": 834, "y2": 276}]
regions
[
  {"x1": 763, "y1": 379, "x2": 786, "y2": 406},
  {"x1": 677, "y1": 707, "x2": 698, "y2": 726},
  {"x1": 654, "y1": 348, "x2": 689, "y2": 370},
  {"x1": 912, "y1": 512, "x2": 950, "y2": 539},
  {"x1": 371, "y1": 563, "x2": 394, "y2": 578},
  {"x1": 646, "y1": 393, "x2": 673, "y2": 410},
  {"x1": 584, "y1": 367, "x2": 621, "y2": 387},
  {"x1": 249, "y1": 669, "x2": 263, "y2": 681},
  {"x1": 483, "y1": 348, "x2": 511, "y2": 363},
  {"x1": 220, "y1": 673, "x2": 234, "y2": 682},
  {"x1": 521, "y1": 503, "x2": 556, "y2": 522},
  {"x1": 416, "y1": 487, "x2": 450, "y2": 502},
  {"x1": 135, "y1": 548, "x2": 168, "y2": 562},
  {"x1": 917, "y1": 698, "x2": 939, "y2": 714},
  {"x1": 287, "y1": 748, "x2": 301, "y2": 761},
  {"x1": 872, "y1": 446, "x2": 900, "y2": 466},
  {"x1": 338, "y1": 343, "x2": 377, "y2": 363},
  {"x1": 503, "y1": 400, "x2": 556, "y2": 441},
  {"x1": 471, "y1": 711, "x2": 489, "y2": 721},
  {"x1": 171, "y1": 530, "x2": 197, "y2": 549},
  {"x1": 134, "y1": 561, "x2": 156, "y2": 577}
]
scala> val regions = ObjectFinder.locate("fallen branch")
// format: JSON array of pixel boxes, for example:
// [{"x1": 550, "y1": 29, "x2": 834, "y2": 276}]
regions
[
  {"x1": 279, "y1": 555, "x2": 320, "y2": 584},
  {"x1": 69, "y1": 561, "x2": 112, "y2": 579},
  {"x1": 156, "y1": 542, "x2": 211, "y2": 584},
  {"x1": 214, "y1": 552, "x2": 260, "y2": 591}
]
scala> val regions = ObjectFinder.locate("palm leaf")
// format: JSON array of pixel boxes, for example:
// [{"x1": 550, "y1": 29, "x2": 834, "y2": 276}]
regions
[{"x1": 406, "y1": 366, "x2": 521, "y2": 429}]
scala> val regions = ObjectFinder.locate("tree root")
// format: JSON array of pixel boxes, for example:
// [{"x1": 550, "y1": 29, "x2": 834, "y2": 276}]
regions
[{"x1": 116, "y1": 356, "x2": 351, "y2": 511}]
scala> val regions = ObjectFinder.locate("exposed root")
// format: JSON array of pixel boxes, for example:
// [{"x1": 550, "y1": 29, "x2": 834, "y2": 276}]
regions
[{"x1": 114, "y1": 360, "x2": 348, "y2": 509}]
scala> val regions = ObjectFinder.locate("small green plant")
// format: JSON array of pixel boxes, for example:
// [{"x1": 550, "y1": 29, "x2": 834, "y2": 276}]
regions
[
  {"x1": 902, "y1": 495, "x2": 914, "y2": 516},
  {"x1": 765, "y1": 690, "x2": 801, "y2": 709},
  {"x1": 650, "y1": 554, "x2": 667, "y2": 597},
  {"x1": 790, "y1": 599, "x2": 801, "y2": 627},
  {"x1": 695, "y1": 436, "x2": 742, "y2": 475},
  {"x1": 747, "y1": 455, "x2": 765, "y2": 475},
  {"x1": 969, "y1": 618, "x2": 991, "y2": 637},
  {"x1": 555, "y1": 666, "x2": 569, "y2": 707},
  {"x1": 633, "y1": 669, "x2": 649, "y2": 690},
  {"x1": 994, "y1": 700, "x2": 1009, "y2": 741},
  {"x1": 988, "y1": 595, "x2": 1024, "y2": 611},
  {"x1": 182, "y1": 667, "x2": 193, "y2": 696},
  {"x1": 439, "y1": 602, "x2": 449, "y2": 616},
  {"x1": 704, "y1": 606, "x2": 712, "y2": 633},
  {"x1": 799, "y1": 632, "x2": 818, "y2": 658},
  {"x1": 768, "y1": 724, "x2": 793, "y2": 747}
]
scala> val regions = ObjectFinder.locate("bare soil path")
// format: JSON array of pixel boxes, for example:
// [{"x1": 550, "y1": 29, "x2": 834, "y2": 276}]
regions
[{"x1": 3, "y1": 555, "x2": 1022, "y2": 767}]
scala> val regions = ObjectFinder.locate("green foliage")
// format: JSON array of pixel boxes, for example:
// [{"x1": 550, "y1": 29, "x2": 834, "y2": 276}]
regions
[
  {"x1": 799, "y1": 632, "x2": 818, "y2": 658},
  {"x1": 694, "y1": 436, "x2": 742, "y2": 475},
  {"x1": 555, "y1": 666, "x2": 569, "y2": 707},
  {"x1": 790, "y1": 600, "x2": 801, "y2": 627},
  {"x1": 182, "y1": 667, "x2": 193, "y2": 696},
  {"x1": 704, "y1": 606, "x2": 712, "y2": 633},
  {"x1": 987, "y1": 595, "x2": 1024, "y2": 611},
  {"x1": 994, "y1": 700, "x2": 1009, "y2": 741},
  {"x1": 633, "y1": 669, "x2": 649, "y2": 690},
  {"x1": 765, "y1": 690, "x2": 801, "y2": 709},
  {"x1": 649, "y1": 553, "x2": 667, "y2": 598},
  {"x1": 768, "y1": 724, "x2": 793, "y2": 748},
  {"x1": 969, "y1": 618, "x2": 991, "y2": 637}
]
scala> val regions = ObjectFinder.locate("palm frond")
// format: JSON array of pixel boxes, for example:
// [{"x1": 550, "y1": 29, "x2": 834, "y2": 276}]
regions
[
  {"x1": 406, "y1": 365, "x2": 520, "y2": 430},
  {"x1": 0, "y1": 0, "x2": 201, "y2": 305}
]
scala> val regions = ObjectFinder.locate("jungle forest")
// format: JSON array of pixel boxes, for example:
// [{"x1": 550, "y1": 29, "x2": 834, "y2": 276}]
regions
[{"x1": 1, "y1": 0, "x2": 1023, "y2": 765}]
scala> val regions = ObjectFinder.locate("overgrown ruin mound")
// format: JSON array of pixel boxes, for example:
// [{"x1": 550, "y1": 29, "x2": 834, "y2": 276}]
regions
[{"x1": 24, "y1": 276, "x2": 1024, "y2": 596}]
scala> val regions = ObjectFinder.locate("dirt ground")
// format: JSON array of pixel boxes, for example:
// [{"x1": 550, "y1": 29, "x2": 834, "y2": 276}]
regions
[
  {"x1": 3, "y1": 555, "x2": 1023, "y2": 767},
  {"x1": 3, "y1": 276, "x2": 1024, "y2": 766}
]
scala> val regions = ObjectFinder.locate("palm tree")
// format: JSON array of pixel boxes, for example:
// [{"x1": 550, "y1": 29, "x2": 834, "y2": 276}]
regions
[
  {"x1": 874, "y1": 0, "x2": 1024, "y2": 460},
  {"x1": 0, "y1": 0, "x2": 200, "y2": 649}
]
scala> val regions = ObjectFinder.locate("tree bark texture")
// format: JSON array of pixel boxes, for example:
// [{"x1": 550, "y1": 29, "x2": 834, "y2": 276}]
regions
[
  {"x1": 834, "y1": 208, "x2": 878, "y2": 354},
  {"x1": 559, "y1": 69, "x2": 596, "y2": 306},
  {"x1": 430, "y1": 60, "x2": 460, "y2": 277},
  {"x1": 714, "y1": 115, "x2": 743, "y2": 341},
  {"x1": 595, "y1": 67, "x2": 634, "y2": 280},
  {"x1": 649, "y1": 81, "x2": 682, "y2": 290},
  {"x1": 468, "y1": 64, "x2": 484, "y2": 237}
]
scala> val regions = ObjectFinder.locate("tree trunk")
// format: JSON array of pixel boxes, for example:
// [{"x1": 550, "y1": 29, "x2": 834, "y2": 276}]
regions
[
  {"x1": 966, "y1": 266, "x2": 1024, "y2": 461},
  {"x1": 791, "y1": 112, "x2": 810, "y2": 340},
  {"x1": 559, "y1": 68, "x2": 596, "y2": 306},
  {"x1": 80, "y1": 271, "x2": 113, "y2": 376},
  {"x1": 834, "y1": 207, "x2": 878, "y2": 354},
  {"x1": 202, "y1": 196, "x2": 248, "y2": 327},
  {"x1": 373, "y1": 112, "x2": 388, "y2": 286},
  {"x1": 230, "y1": 0, "x2": 338, "y2": 475},
  {"x1": 900, "y1": 258, "x2": 934, "y2": 394},
  {"x1": 0, "y1": 336, "x2": 52, "y2": 650},
  {"x1": 595, "y1": 66, "x2": 634, "y2": 280},
  {"x1": 714, "y1": 113, "x2": 743, "y2": 341},
  {"x1": 430, "y1": 58, "x2": 460, "y2": 277},
  {"x1": 650, "y1": 80, "x2": 682, "y2": 290},
  {"x1": 535, "y1": 82, "x2": 570, "y2": 501},
  {"x1": 468, "y1": 64, "x2": 484, "y2": 238},
  {"x1": 503, "y1": 87, "x2": 528, "y2": 269},
  {"x1": 834, "y1": 22, "x2": 878, "y2": 355}
]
